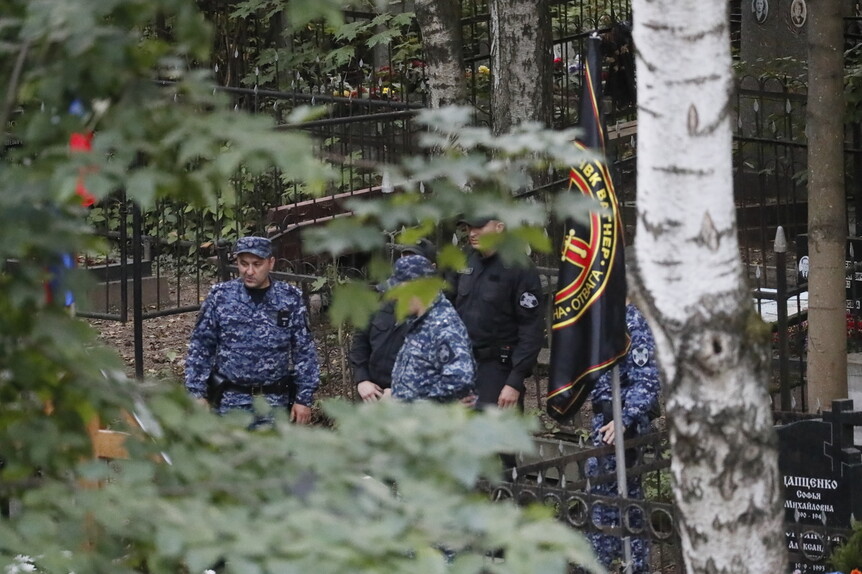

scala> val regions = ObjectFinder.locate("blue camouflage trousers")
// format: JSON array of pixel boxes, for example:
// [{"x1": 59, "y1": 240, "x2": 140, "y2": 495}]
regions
[
  {"x1": 585, "y1": 452, "x2": 651, "y2": 574},
  {"x1": 217, "y1": 390, "x2": 291, "y2": 430}
]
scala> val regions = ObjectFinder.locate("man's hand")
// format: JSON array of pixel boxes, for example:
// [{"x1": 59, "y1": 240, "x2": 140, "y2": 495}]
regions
[
  {"x1": 291, "y1": 403, "x2": 312, "y2": 425},
  {"x1": 357, "y1": 380, "x2": 384, "y2": 402},
  {"x1": 599, "y1": 420, "x2": 623, "y2": 444},
  {"x1": 497, "y1": 385, "x2": 520, "y2": 408},
  {"x1": 460, "y1": 394, "x2": 478, "y2": 408}
]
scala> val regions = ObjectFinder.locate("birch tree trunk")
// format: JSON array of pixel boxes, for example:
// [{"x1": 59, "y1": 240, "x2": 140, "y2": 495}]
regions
[
  {"x1": 489, "y1": 0, "x2": 553, "y2": 134},
  {"x1": 805, "y1": 0, "x2": 848, "y2": 410},
  {"x1": 413, "y1": 0, "x2": 466, "y2": 108},
  {"x1": 632, "y1": 1, "x2": 786, "y2": 572}
]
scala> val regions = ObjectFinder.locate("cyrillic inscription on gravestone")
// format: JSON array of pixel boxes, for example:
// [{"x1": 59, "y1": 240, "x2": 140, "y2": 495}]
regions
[{"x1": 777, "y1": 400, "x2": 862, "y2": 574}]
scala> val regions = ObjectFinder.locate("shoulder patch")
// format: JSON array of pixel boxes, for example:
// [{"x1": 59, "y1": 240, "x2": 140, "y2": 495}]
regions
[
  {"x1": 437, "y1": 342, "x2": 453, "y2": 364},
  {"x1": 631, "y1": 346, "x2": 649, "y2": 367},
  {"x1": 519, "y1": 291, "x2": 539, "y2": 309}
]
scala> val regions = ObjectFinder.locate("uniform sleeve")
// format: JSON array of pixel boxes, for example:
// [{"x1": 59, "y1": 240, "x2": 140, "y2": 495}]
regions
[
  {"x1": 505, "y1": 265, "x2": 545, "y2": 392},
  {"x1": 184, "y1": 290, "x2": 219, "y2": 399},
  {"x1": 441, "y1": 268, "x2": 460, "y2": 303},
  {"x1": 620, "y1": 305, "x2": 661, "y2": 430},
  {"x1": 428, "y1": 320, "x2": 476, "y2": 401},
  {"x1": 348, "y1": 323, "x2": 373, "y2": 384},
  {"x1": 290, "y1": 296, "x2": 321, "y2": 407}
]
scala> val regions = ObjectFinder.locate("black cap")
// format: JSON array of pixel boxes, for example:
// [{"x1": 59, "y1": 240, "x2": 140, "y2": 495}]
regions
[
  {"x1": 457, "y1": 216, "x2": 494, "y2": 228},
  {"x1": 399, "y1": 238, "x2": 437, "y2": 262}
]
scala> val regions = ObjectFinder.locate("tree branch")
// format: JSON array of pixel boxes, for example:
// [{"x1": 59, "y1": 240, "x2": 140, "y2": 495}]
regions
[{"x1": 1, "y1": 40, "x2": 30, "y2": 147}]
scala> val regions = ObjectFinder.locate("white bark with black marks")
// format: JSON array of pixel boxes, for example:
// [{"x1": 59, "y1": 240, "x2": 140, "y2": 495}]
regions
[{"x1": 632, "y1": 1, "x2": 786, "y2": 572}]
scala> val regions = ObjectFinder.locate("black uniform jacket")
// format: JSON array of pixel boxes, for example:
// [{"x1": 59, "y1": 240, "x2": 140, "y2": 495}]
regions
[
  {"x1": 452, "y1": 249, "x2": 545, "y2": 392},
  {"x1": 348, "y1": 300, "x2": 410, "y2": 389}
]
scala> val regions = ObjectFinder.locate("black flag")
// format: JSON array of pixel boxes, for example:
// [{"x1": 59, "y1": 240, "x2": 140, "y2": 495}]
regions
[{"x1": 546, "y1": 35, "x2": 629, "y2": 422}]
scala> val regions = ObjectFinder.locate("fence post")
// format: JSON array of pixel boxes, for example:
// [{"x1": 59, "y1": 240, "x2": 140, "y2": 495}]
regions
[
  {"x1": 216, "y1": 239, "x2": 232, "y2": 282},
  {"x1": 775, "y1": 226, "x2": 791, "y2": 411},
  {"x1": 132, "y1": 201, "x2": 144, "y2": 379}
]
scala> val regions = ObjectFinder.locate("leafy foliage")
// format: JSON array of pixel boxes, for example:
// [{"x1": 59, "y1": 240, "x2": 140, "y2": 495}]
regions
[
  {"x1": 302, "y1": 106, "x2": 598, "y2": 328},
  {"x1": 830, "y1": 519, "x2": 862, "y2": 574},
  {"x1": 1, "y1": 0, "x2": 602, "y2": 573},
  {"x1": 3, "y1": 392, "x2": 600, "y2": 573}
]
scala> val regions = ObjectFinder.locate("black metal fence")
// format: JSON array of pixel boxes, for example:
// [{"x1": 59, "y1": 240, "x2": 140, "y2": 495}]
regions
[
  {"x1": 488, "y1": 430, "x2": 682, "y2": 574},
  {"x1": 68, "y1": 5, "x2": 862, "y2": 573},
  {"x1": 734, "y1": 75, "x2": 811, "y2": 411}
]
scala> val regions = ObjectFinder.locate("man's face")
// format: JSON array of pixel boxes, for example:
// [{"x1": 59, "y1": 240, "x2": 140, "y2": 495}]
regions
[
  {"x1": 466, "y1": 220, "x2": 504, "y2": 252},
  {"x1": 237, "y1": 253, "x2": 274, "y2": 289}
]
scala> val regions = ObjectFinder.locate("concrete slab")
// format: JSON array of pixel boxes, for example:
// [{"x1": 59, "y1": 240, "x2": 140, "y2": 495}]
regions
[{"x1": 82, "y1": 276, "x2": 171, "y2": 313}]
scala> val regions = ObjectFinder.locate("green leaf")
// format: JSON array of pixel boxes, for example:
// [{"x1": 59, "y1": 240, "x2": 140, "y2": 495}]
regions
[
  {"x1": 366, "y1": 29, "x2": 399, "y2": 48},
  {"x1": 327, "y1": 281, "x2": 379, "y2": 328},
  {"x1": 126, "y1": 168, "x2": 161, "y2": 207}
]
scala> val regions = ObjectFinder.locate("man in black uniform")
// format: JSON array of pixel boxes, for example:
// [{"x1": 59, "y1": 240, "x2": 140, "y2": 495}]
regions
[
  {"x1": 349, "y1": 239, "x2": 437, "y2": 401},
  {"x1": 452, "y1": 217, "x2": 544, "y2": 410}
]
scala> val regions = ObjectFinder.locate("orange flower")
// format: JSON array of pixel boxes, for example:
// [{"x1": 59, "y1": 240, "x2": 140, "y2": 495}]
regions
[{"x1": 849, "y1": 569, "x2": 861, "y2": 574}]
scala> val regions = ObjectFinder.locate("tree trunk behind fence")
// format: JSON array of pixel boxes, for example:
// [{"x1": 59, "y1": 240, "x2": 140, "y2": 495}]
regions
[
  {"x1": 414, "y1": 0, "x2": 467, "y2": 108},
  {"x1": 805, "y1": 0, "x2": 849, "y2": 410}
]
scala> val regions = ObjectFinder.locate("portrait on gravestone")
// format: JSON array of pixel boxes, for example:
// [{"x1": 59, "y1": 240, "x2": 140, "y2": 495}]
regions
[
  {"x1": 790, "y1": 0, "x2": 807, "y2": 28},
  {"x1": 798, "y1": 255, "x2": 809, "y2": 281},
  {"x1": 752, "y1": 0, "x2": 769, "y2": 24}
]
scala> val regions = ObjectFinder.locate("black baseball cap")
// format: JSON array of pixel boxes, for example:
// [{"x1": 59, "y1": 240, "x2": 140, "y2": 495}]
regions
[
  {"x1": 457, "y1": 216, "x2": 494, "y2": 228},
  {"x1": 398, "y1": 238, "x2": 437, "y2": 262}
]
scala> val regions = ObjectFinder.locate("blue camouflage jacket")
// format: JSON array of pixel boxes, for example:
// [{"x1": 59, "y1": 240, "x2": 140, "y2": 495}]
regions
[
  {"x1": 391, "y1": 294, "x2": 476, "y2": 402},
  {"x1": 185, "y1": 278, "x2": 320, "y2": 407},
  {"x1": 588, "y1": 303, "x2": 660, "y2": 434}
]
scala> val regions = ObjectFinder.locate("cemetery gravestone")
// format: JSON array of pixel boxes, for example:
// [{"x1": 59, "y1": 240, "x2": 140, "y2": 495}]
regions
[{"x1": 777, "y1": 399, "x2": 862, "y2": 573}]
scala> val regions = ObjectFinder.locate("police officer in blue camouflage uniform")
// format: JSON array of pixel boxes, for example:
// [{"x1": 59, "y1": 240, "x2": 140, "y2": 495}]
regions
[
  {"x1": 387, "y1": 255, "x2": 476, "y2": 403},
  {"x1": 349, "y1": 239, "x2": 437, "y2": 402},
  {"x1": 185, "y1": 236, "x2": 320, "y2": 425},
  {"x1": 585, "y1": 302, "x2": 661, "y2": 574}
]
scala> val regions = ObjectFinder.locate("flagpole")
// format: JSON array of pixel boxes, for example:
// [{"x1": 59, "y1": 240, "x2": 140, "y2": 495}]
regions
[{"x1": 611, "y1": 365, "x2": 633, "y2": 574}]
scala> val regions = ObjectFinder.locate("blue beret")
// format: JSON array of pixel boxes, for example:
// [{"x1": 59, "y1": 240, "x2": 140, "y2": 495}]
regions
[
  {"x1": 233, "y1": 236, "x2": 273, "y2": 259},
  {"x1": 380, "y1": 254, "x2": 435, "y2": 291}
]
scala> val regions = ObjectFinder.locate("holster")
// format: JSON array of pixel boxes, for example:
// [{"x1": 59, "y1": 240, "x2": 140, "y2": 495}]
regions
[{"x1": 207, "y1": 371, "x2": 229, "y2": 408}]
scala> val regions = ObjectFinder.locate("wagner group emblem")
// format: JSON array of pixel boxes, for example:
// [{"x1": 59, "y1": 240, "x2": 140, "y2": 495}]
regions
[{"x1": 553, "y1": 149, "x2": 622, "y2": 330}]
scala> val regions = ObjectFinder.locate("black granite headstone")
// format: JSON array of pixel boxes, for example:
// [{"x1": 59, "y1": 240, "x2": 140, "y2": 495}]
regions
[{"x1": 777, "y1": 399, "x2": 862, "y2": 573}]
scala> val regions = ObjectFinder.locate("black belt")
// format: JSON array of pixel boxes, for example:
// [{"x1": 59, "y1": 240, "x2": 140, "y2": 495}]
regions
[
  {"x1": 222, "y1": 381, "x2": 290, "y2": 396},
  {"x1": 473, "y1": 346, "x2": 496, "y2": 361},
  {"x1": 472, "y1": 345, "x2": 513, "y2": 363},
  {"x1": 207, "y1": 371, "x2": 296, "y2": 409}
]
